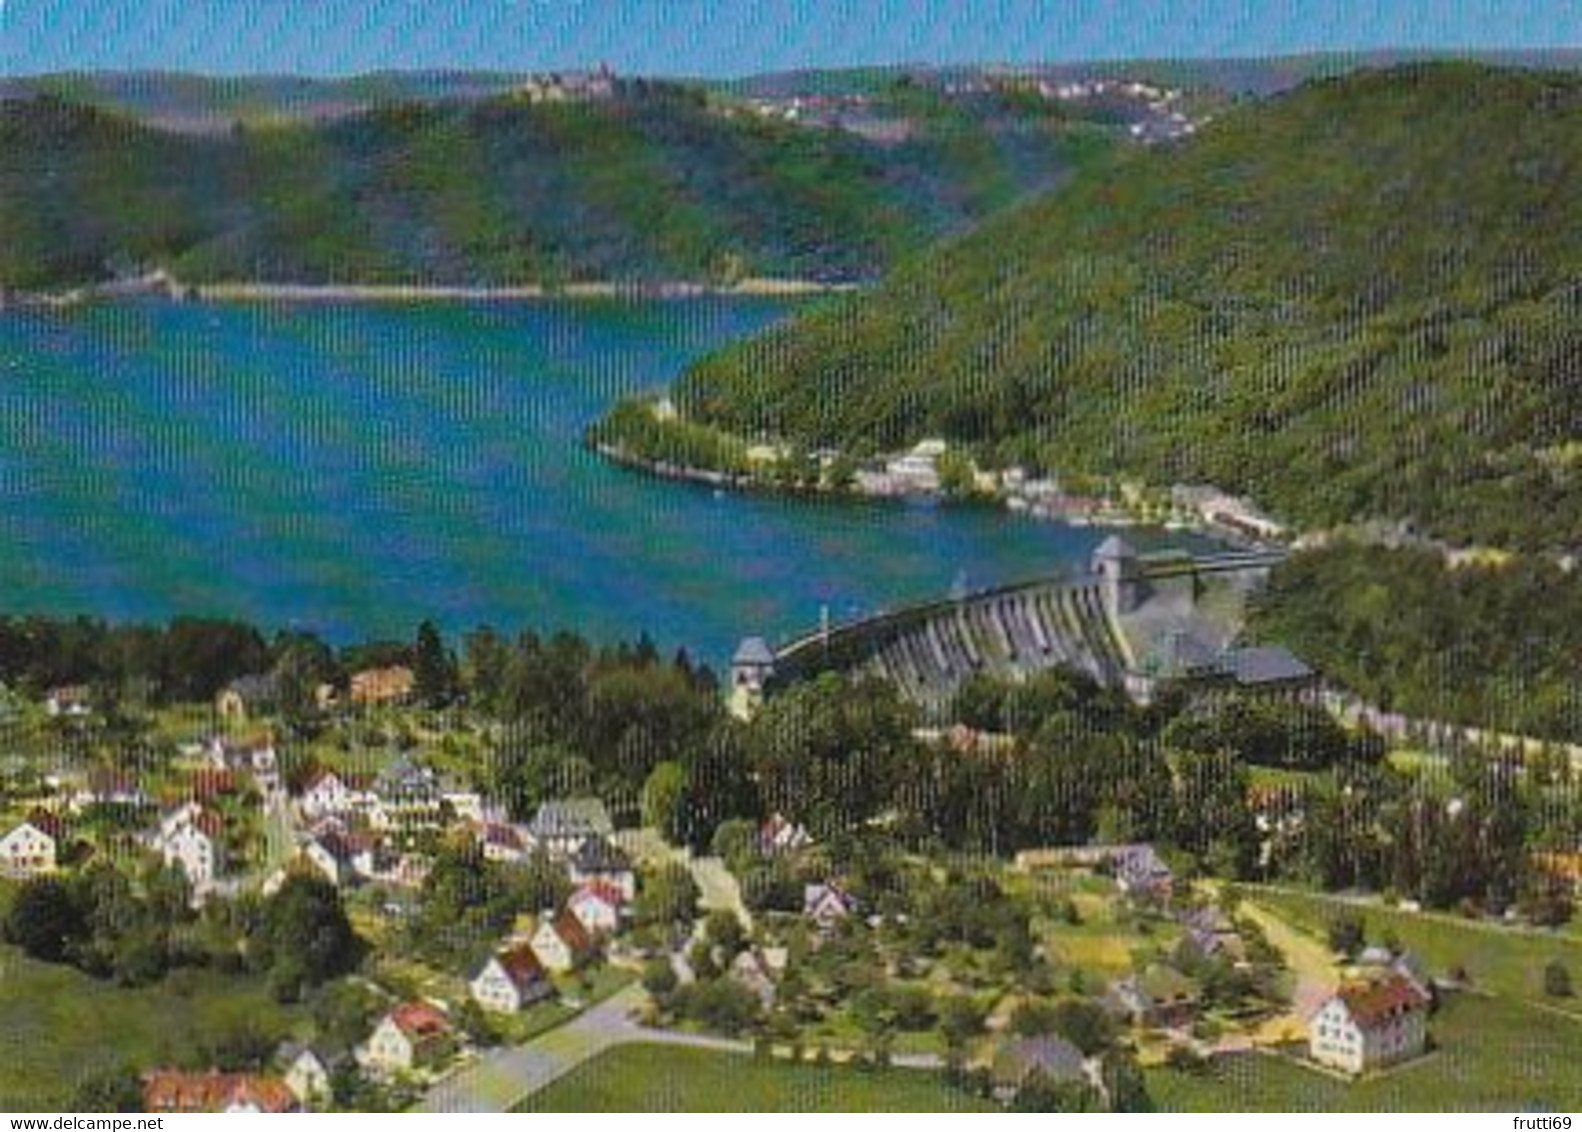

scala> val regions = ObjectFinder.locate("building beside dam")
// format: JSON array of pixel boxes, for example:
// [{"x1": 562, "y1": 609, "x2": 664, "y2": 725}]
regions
[{"x1": 731, "y1": 536, "x2": 1315, "y2": 718}]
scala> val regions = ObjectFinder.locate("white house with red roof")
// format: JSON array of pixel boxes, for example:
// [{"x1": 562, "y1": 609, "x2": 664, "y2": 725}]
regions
[
  {"x1": 299, "y1": 769, "x2": 353, "y2": 819},
  {"x1": 470, "y1": 943, "x2": 555, "y2": 1013},
  {"x1": 1309, "y1": 974, "x2": 1430, "y2": 1073},
  {"x1": 530, "y1": 908, "x2": 596, "y2": 973},
  {"x1": 0, "y1": 815, "x2": 59, "y2": 877},
  {"x1": 565, "y1": 879, "x2": 626, "y2": 934},
  {"x1": 360, "y1": 1002, "x2": 453, "y2": 1076}
]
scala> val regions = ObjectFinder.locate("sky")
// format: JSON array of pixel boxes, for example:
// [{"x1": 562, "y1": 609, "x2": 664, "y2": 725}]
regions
[{"x1": 3, "y1": 0, "x2": 1582, "y2": 78}]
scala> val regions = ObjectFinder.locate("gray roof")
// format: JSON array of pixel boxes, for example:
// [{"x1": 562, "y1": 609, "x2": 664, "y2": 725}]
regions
[
  {"x1": 227, "y1": 672, "x2": 280, "y2": 702},
  {"x1": 530, "y1": 797, "x2": 613, "y2": 839},
  {"x1": 1219, "y1": 645, "x2": 1313, "y2": 686},
  {"x1": 994, "y1": 1035, "x2": 1087, "y2": 1086},
  {"x1": 1092, "y1": 534, "x2": 1139, "y2": 561},
  {"x1": 571, "y1": 835, "x2": 631, "y2": 873},
  {"x1": 733, "y1": 636, "x2": 776, "y2": 666}
]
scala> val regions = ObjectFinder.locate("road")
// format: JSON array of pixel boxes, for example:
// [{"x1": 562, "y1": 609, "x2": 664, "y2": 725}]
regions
[
  {"x1": 1237, "y1": 899, "x2": 1340, "y2": 1045},
  {"x1": 418, "y1": 983, "x2": 752, "y2": 1112},
  {"x1": 419, "y1": 976, "x2": 945, "y2": 1112}
]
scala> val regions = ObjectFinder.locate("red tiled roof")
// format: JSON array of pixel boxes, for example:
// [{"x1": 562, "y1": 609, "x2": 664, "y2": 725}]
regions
[
  {"x1": 390, "y1": 1001, "x2": 450, "y2": 1039},
  {"x1": 1337, "y1": 974, "x2": 1429, "y2": 1028},
  {"x1": 495, "y1": 943, "x2": 548, "y2": 989},
  {"x1": 24, "y1": 807, "x2": 63, "y2": 840},
  {"x1": 572, "y1": 878, "x2": 627, "y2": 907},
  {"x1": 552, "y1": 907, "x2": 594, "y2": 953},
  {"x1": 143, "y1": 1070, "x2": 296, "y2": 1113}
]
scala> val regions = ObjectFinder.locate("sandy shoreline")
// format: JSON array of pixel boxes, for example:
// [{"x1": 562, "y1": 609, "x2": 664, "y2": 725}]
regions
[{"x1": 3, "y1": 275, "x2": 859, "y2": 307}]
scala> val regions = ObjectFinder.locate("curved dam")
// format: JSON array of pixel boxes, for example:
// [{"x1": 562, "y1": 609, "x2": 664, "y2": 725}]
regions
[{"x1": 732, "y1": 541, "x2": 1302, "y2": 716}]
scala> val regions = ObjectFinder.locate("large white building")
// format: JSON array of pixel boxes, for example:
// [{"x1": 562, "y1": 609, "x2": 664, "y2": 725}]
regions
[
  {"x1": 0, "y1": 817, "x2": 58, "y2": 877},
  {"x1": 1310, "y1": 975, "x2": 1429, "y2": 1074}
]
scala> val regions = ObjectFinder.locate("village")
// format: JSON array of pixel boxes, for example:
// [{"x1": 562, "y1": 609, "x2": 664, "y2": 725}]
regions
[{"x1": 2, "y1": 635, "x2": 1556, "y2": 1115}]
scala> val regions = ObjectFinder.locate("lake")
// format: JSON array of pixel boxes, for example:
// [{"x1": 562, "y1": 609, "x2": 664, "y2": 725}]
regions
[{"x1": 0, "y1": 298, "x2": 1189, "y2": 662}]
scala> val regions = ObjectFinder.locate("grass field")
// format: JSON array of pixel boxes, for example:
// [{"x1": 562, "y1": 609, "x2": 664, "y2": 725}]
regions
[
  {"x1": 1246, "y1": 887, "x2": 1582, "y2": 1014},
  {"x1": 515, "y1": 1044, "x2": 994, "y2": 1112},
  {"x1": 1147, "y1": 991, "x2": 1582, "y2": 1111},
  {"x1": 0, "y1": 946, "x2": 308, "y2": 1110}
]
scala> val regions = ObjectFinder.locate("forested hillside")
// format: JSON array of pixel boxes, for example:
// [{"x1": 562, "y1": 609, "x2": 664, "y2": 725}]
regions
[
  {"x1": 673, "y1": 64, "x2": 1582, "y2": 551},
  {"x1": 0, "y1": 82, "x2": 1108, "y2": 290},
  {"x1": 1249, "y1": 543, "x2": 1582, "y2": 743}
]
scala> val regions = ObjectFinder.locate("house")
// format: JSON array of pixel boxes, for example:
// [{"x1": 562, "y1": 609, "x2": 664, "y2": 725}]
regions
[
  {"x1": 360, "y1": 1002, "x2": 452, "y2": 1076},
  {"x1": 277, "y1": 1044, "x2": 334, "y2": 1108},
  {"x1": 1110, "y1": 844, "x2": 1173, "y2": 903},
  {"x1": 0, "y1": 816, "x2": 59, "y2": 876},
  {"x1": 215, "y1": 673, "x2": 279, "y2": 721},
  {"x1": 44, "y1": 685, "x2": 92, "y2": 718},
  {"x1": 471, "y1": 943, "x2": 555, "y2": 1013},
  {"x1": 350, "y1": 665, "x2": 414, "y2": 707},
  {"x1": 1180, "y1": 906, "x2": 1247, "y2": 964},
  {"x1": 300, "y1": 768, "x2": 353, "y2": 819},
  {"x1": 759, "y1": 812, "x2": 812, "y2": 855},
  {"x1": 209, "y1": 734, "x2": 278, "y2": 779},
  {"x1": 528, "y1": 797, "x2": 613, "y2": 858},
  {"x1": 1106, "y1": 964, "x2": 1201, "y2": 1028},
  {"x1": 803, "y1": 881, "x2": 856, "y2": 930},
  {"x1": 530, "y1": 907, "x2": 596, "y2": 973},
  {"x1": 729, "y1": 636, "x2": 777, "y2": 719},
  {"x1": 155, "y1": 808, "x2": 224, "y2": 890},
  {"x1": 479, "y1": 821, "x2": 531, "y2": 864},
  {"x1": 1309, "y1": 974, "x2": 1430, "y2": 1074},
  {"x1": 565, "y1": 879, "x2": 626, "y2": 935},
  {"x1": 728, "y1": 948, "x2": 777, "y2": 1007},
  {"x1": 568, "y1": 836, "x2": 635, "y2": 900},
  {"x1": 991, "y1": 1035, "x2": 1089, "y2": 1100},
  {"x1": 299, "y1": 830, "x2": 359, "y2": 888},
  {"x1": 143, "y1": 1070, "x2": 298, "y2": 1114},
  {"x1": 72, "y1": 768, "x2": 147, "y2": 812}
]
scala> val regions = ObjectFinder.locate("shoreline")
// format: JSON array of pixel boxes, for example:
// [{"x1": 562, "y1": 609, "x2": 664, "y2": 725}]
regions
[
  {"x1": 592, "y1": 438, "x2": 1273, "y2": 548},
  {"x1": 1, "y1": 274, "x2": 860, "y2": 309}
]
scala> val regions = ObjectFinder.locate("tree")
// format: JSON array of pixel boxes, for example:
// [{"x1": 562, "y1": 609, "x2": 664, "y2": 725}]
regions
[
  {"x1": 1326, "y1": 912, "x2": 1366, "y2": 959},
  {"x1": 1544, "y1": 961, "x2": 1573, "y2": 998},
  {"x1": 3, "y1": 876, "x2": 86, "y2": 962},
  {"x1": 413, "y1": 620, "x2": 455, "y2": 708},
  {"x1": 72, "y1": 1065, "x2": 144, "y2": 1112},
  {"x1": 642, "y1": 957, "x2": 679, "y2": 999},
  {"x1": 704, "y1": 909, "x2": 746, "y2": 957},
  {"x1": 251, "y1": 875, "x2": 360, "y2": 997},
  {"x1": 1049, "y1": 998, "x2": 1116, "y2": 1056},
  {"x1": 641, "y1": 760, "x2": 686, "y2": 841},
  {"x1": 938, "y1": 995, "x2": 987, "y2": 1049},
  {"x1": 1101, "y1": 1049, "x2": 1153, "y2": 1113},
  {"x1": 634, "y1": 862, "x2": 699, "y2": 931}
]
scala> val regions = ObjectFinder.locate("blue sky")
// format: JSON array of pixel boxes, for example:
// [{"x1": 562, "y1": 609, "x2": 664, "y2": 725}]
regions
[{"x1": 3, "y1": 0, "x2": 1582, "y2": 78}]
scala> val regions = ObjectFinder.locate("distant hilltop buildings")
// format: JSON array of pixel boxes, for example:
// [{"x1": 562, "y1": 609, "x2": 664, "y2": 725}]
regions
[{"x1": 513, "y1": 63, "x2": 617, "y2": 105}]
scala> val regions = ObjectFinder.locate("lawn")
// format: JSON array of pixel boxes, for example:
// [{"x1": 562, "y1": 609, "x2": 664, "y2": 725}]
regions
[
  {"x1": 0, "y1": 947, "x2": 309, "y2": 1110},
  {"x1": 1246, "y1": 886, "x2": 1582, "y2": 1014},
  {"x1": 515, "y1": 1044, "x2": 994, "y2": 1112},
  {"x1": 1147, "y1": 991, "x2": 1582, "y2": 1112}
]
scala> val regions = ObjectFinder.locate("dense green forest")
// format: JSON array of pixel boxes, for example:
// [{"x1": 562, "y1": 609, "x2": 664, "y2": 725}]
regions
[
  {"x1": 671, "y1": 63, "x2": 1582, "y2": 551},
  {"x1": 0, "y1": 81, "x2": 1110, "y2": 290},
  {"x1": 1250, "y1": 543, "x2": 1582, "y2": 742}
]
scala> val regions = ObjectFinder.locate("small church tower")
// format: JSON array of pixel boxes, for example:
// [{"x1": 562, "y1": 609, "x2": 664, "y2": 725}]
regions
[
  {"x1": 1092, "y1": 534, "x2": 1145, "y2": 616},
  {"x1": 728, "y1": 636, "x2": 776, "y2": 720}
]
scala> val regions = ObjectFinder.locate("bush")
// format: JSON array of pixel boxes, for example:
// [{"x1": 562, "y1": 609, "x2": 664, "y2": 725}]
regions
[
  {"x1": 1543, "y1": 961, "x2": 1573, "y2": 998},
  {"x1": 1326, "y1": 912, "x2": 1365, "y2": 958}
]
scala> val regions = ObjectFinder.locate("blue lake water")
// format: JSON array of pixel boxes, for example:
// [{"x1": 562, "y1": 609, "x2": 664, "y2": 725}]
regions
[{"x1": 0, "y1": 298, "x2": 1191, "y2": 662}]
